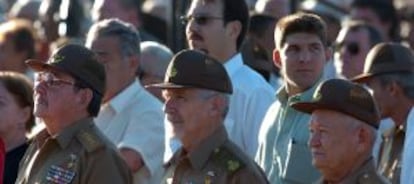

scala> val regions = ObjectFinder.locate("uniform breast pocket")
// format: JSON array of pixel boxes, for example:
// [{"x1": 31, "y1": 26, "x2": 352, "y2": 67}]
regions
[{"x1": 282, "y1": 138, "x2": 320, "y2": 184}]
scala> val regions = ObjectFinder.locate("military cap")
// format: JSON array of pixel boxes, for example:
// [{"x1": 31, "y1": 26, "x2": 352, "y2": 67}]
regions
[
  {"x1": 352, "y1": 42, "x2": 414, "y2": 82},
  {"x1": 291, "y1": 79, "x2": 380, "y2": 128},
  {"x1": 148, "y1": 49, "x2": 233, "y2": 94},
  {"x1": 26, "y1": 44, "x2": 105, "y2": 95}
]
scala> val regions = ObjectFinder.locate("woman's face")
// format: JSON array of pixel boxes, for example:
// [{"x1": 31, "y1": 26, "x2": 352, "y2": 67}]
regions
[{"x1": 0, "y1": 82, "x2": 29, "y2": 137}]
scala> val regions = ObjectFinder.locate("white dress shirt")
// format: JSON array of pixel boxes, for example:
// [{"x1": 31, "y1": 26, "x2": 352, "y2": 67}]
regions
[
  {"x1": 402, "y1": 107, "x2": 414, "y2": 184},
  {"x1": 164, "y1": 53, "x2": 275, "y2": 160},
  {"x1": 95, "y1": 80, "x2": 165, "y2": 184}
]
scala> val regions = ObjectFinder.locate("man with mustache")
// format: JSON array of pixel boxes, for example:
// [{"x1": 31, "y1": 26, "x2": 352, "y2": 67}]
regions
[{"x1": 165, "y1": 0, "x2": 275, "y2": 160}]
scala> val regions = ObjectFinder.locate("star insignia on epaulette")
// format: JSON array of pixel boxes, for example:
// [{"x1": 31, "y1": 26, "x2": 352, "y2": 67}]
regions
[{"x1": 227, "y1": 160, "x2": 240, "y2": 172}]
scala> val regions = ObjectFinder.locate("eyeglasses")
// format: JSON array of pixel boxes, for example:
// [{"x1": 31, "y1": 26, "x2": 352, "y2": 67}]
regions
[
  {"x1": 334, "y1": 42, "x2": 360, "y2": 55},
  {"x1": 36, "y1": 72, "x2": 76, "y2": 88},
  {"x1": 180, "y1": 15, "x2": 223, "y2": 25}
]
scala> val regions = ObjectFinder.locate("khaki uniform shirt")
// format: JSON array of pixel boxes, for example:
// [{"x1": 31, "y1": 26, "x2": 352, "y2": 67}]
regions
[
  {"x1": 317, "y1": 158, "x2": 390, "y2": 184},
  {"x1": 15, "y1": 118, "x2": 132, "y2": 184},
  {"x1": 377, "y1": 123, "x2": 406, "y2": 183},
  {"x1": 162, "y1": 126, "x2": 269, "y2": 184}
]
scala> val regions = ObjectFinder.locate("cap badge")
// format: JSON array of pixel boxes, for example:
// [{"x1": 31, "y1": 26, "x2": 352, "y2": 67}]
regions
[
  {"x1": 313, "y1": 92, "x2": 322, "y2": 101},
  {"x1": 51, "y1": 54, "x2": 65, "y2": 64},
  {"x1": 169, "y1": 66, "x2": 177, "y2": 78}
]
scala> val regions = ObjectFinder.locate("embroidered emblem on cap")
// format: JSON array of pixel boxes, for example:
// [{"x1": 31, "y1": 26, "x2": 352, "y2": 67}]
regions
[
  {"x1": 51, "y1": 55, "x2": 65, "y2": 64},
  {"x1": 169, "y1": 66, "x2": 177, "y2": 78},
  {"x1": 313, "y1": 92, "x2": 322, "y2": 101}
]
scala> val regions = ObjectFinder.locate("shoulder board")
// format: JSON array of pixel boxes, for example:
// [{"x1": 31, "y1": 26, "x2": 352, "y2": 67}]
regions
[
  {"x1": 211, "y1": 145, "x2": 246, "y2": 174},
  {"x1": 76, "y1": 130, "x2": 104, "y2": 153}
]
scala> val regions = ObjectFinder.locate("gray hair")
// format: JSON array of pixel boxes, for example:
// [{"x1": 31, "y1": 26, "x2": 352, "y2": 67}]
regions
[
  {"x1": 139, "y1": 41, "x2": 173, "y2": 78},
  {"x1": 198, "y1": 89, "x2": 230, "y2": 118},
  {"x1": 85, "y1": 18, "x2": 141, "y2": 58},
  {"x1": 376, "y1": 72, "x2": 414, "y2": 100}
]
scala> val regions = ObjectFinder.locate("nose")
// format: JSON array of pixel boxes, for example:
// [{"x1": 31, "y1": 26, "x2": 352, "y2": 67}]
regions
[
  {"x1": 164, "y1": 98, "x2": 176, "y2": 114},
  {"x1": 298, "y1": 50, "x2": 311, "y2": 63},
  {"x1": 309, "y1": 132, "x2": 321, "y2": 148}
]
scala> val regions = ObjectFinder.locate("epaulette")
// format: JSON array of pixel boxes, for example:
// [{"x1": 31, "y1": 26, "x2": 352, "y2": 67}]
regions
[
  {"x1": 76, "y1": 130, "x2": 104, "y2": 153},
  {"x1": 211, "y1": 146, "x2": 245, "y2": 174}
]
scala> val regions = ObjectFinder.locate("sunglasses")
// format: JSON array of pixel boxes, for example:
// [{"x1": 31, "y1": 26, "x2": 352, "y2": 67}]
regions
[
  {"x1": 180, "y1": 15, "x2": 223, "y2": 25},
  {"x1": 334, "y1": 42, "x2": 360, "y2": 55}
]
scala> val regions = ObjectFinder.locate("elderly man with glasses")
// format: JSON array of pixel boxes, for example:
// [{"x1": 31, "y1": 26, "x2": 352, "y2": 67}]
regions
[{"x1": 14, "y1": 44, "x2": 132, "y2": 184}]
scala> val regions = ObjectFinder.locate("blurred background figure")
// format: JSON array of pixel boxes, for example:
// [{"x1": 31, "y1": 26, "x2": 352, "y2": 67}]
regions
[
  {"x1": 91, "y1": 0, "x2": 166, "y2": 44},
  {"x1": 7, "y1": 0, "x2": 41, "y2": 23},
  {"x1": 0, "y1": 19, "x2": 36, "y2": 78},
  {"x1": 241, "y1": 13, "x2": 280, "y2": 89},
  {"x1": 333, "y1": 20, "x2": 383, "y2": 79},
  {"x1": 0, "y1": 71, "x2": 34, "y2": 184},
  {"x1": 254, "y1": 0, "x2": 290, "y2": 19},
  {"x1": 138, "y1": 41, "x2": 173, "y2": 102},
  {"x1": 349, "y1": 0, "x2": 400, "y2": 42},
  {"x1": 36, "y1": 0, "x2": 87, "y2": 60}
]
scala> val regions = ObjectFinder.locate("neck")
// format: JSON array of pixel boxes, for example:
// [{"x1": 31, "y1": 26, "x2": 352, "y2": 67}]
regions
[
  {"x1": 390, "y1": 100, "x2": 413, "y2": 126},
  {"x1": 214, "y1": 50, "x2": 237, "y2": 64},
  {"x1": 322, "y1": 155, "x2": 370, "y2": 183},
  {"x1": 103, "y1": 78, "x2": 135, "y2": 103},
  {"x1": 42, "y1": 112, "x2": 89, "y2": 136}
]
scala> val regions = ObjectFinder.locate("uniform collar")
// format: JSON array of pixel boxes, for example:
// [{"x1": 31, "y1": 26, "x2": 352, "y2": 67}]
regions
[
  {"x1": 54, "y1": 117, "x2": 94, "y2": 149},
  {"x1": 318, "y1": 157, "x2": 378, "y2": 184},
  {"x1": 166, "y1": 126, "x2": 228, "y2": 170}
]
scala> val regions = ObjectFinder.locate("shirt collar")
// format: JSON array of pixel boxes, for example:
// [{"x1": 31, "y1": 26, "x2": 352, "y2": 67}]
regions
[
  {"x1": 223, "y1": 53, "x2": 243, "y2": 78},
  {"x1": 54, "y1": 117, "x2": 94, "y2": 149},
  {"x1": 166, "y1": 126, "x2": 228, "y2": 170},
  {"x1": 107, "y1": 79, "x2": 142, "y2": 114},
  {"x1": 277, "y1": 78, "x2": 323, "y2": 106}
]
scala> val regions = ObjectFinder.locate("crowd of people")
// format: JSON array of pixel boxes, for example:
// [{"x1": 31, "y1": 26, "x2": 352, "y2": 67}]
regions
[{"x1": 0, "y1": 0, "x2": 413, "y2": 183}]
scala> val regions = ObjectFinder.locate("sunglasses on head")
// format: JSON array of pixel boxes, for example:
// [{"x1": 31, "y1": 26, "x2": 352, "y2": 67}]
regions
[
  {"x1": 334, "y1": 42, "x2": 360, "y2": 55},
  {"x1": 180, "y1": 15, "x2": 223, "y2": 25}
]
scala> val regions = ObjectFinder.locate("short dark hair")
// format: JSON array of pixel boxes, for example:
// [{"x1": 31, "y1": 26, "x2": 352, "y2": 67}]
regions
[
  {"x1": 344, "y1": 20, "x2": 383, "y2": 47},
  {"x1": 221, "y1": 0, "x2": 249, "y2": 50},
  {"x1": 275, "y1": 12, "x2": 327, "y2": 49},
  {"x1": 350, "y1": 0, "x2": 400, "y2": 41},
  {"x1": 248, "y1": 14, "x2": 276, "y2": 39}
]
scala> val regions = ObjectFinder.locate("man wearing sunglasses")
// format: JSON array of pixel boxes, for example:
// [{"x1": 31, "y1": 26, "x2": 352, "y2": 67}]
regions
[
  {"x1": 15, "y1": 44, "x2": 132, "y2": 184},
  {"x1": 352, "y1": 42, "x2": 414, "y2": 184},
  {"x1": 164, "y1": 0, "x2": 275, "y2": 160},
  {"x1": 334, "y1": 20, "x2": 382, "y2": 79}
]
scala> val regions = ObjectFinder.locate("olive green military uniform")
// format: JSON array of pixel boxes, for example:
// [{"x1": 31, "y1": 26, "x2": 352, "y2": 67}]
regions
[
  {"x1": 377, "y1": 123, "x2": 405, "y2": 183},
  {"x1": 316, "y1": 158, "x2": 390, "y2": 184},
  {"x1": 162, "y1": 126, "x2": 269, "y2": 184},
  {"x1": 15, "y1": 118, "x2": 132, "y2": 184}
]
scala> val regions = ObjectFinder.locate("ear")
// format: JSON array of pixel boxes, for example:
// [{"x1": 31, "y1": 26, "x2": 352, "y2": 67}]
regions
[
  {"x1": 77, "y1": 88, "x2": 93, "y2": 109},
  {"x1": 324, "y1": 46, "x2": 332, "y2": 64},
  {"x1": 128, "y1": 55, "x2": 140, "y2": 75},
  {"x1": 226, "y1": 20, "x2": 242, "y2": 42},
  {"x1": 208, "y1": 95, "x2": 225, "y2": 117},
  {"x1": 356, "y1": 127, "x2": 369, "y2": 152},
  {"x1": 273, "y1": 49, "x2": 282, "y2": 69},
  {"x1": 389, "y1": 81, "x2": 402, "y2": 97}
]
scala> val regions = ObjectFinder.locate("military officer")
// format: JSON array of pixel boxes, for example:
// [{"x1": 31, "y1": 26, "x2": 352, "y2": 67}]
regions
[
  {"x1": 291, "y1": 79, "x2": 390, "y2": 184},
  {"x1": 148, "y1": 50, "x2": 269, "y2": 184},
  {"x1": 15, "y1": 44, "x2": 132, "y2": 184}
]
